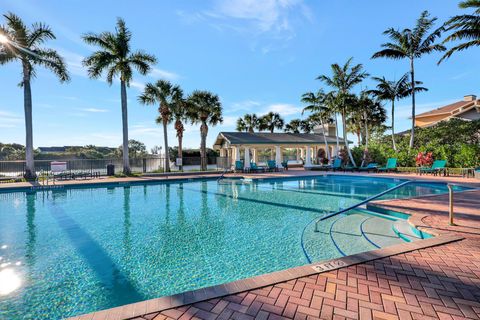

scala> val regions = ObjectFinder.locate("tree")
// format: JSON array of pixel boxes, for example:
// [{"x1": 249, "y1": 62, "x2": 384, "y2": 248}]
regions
[
  {"x1": 368, "y1": 74, "x2": 427, "y2": 150},
  {"x1": 83, "y1": 18, "x2": 156, "y2": 174},
  {"x1": 439, "y1": 0, "x2": 480, "y2": 63},
  {"x1": 372, "y1": 11, "x2": 445, "y2": 149},
  {"x1": 0, "y1": 13, "x2": 70, "y2": 178},
  {"x1": 301, "y1": 90, "x2": 331, "y2": 160},
  {"x1": 317, "y1": 58, "x2": 369, "y2": 167},
  {"x1": 236, "y1": 114, "x2": 260, "y2": 132},
  {"x1": 188, "y1": 90, "x2": 223, "y2": 171},
  {"x1": 284, "y1": 119, "x2": 302, "y2": 133},
  {"x1": 171, "y1": 87, "x2": 189, "y2": 171},
  {"x1": 139, "y1": 80, "x2": 180, "y2": 172},
  {"x1": 260, "y1": 112, "x2": 284, "y2": 132}
]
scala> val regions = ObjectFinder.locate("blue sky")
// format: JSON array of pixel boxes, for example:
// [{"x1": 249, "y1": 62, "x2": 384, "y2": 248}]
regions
[{"x1": 0, "y1": 0, "x2": 476, "y2": 150}]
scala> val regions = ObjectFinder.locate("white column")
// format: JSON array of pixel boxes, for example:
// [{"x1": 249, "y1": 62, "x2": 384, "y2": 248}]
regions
[
  {"x1": 233, "y1": 146, "x2": 240, "y2": 162},
  {"x1": 305, "y1": 146, "x2": 312, "y2": 166},
  {"x1": 296, "y1": 148, "x2": 300, "y2": 161},
  {"x1": 220, "y1": 148, "x2": 226, "y2": 157},
  {"x1": 252, "y1": 148, "x2": 258, "y2": 163},
  {"x1": 275, "y1": 146, "x2": 282, "y2": 165},
  {"x1": 244, "y1": 147, "x2": 250, "y2": 169}
]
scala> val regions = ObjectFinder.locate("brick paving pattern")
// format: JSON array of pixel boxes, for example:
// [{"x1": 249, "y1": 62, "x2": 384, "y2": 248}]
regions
[{"x1": 131, "y1": 190, "x2": 480, "y2": 320}]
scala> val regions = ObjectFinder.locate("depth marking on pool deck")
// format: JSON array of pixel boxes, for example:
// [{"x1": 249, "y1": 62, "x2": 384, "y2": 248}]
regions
[{"x1": 311, "y1": 259, "x2": 347, "y2": 272}]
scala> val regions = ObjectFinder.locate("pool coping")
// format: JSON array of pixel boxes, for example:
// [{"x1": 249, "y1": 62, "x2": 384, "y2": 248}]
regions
[{"x1": 67, "y1": 229, "x2": 463, "y2": 320}]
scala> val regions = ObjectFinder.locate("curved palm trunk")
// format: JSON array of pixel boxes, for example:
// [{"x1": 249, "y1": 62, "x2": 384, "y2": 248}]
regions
[
  {"x1": 362, "y1": 112, "x2": 369, "y2": 167},
  {"x1": 319, "y1": 117, "x2": 331, "y2": 161},
  {"x1": 342, "y1": 109, "x2": 356, "y2": 167},
  {"x1": 391, "y1": 99, "x2": 397, "y2": 151},
  {"x1": 120, "y1": 80, "x2": 130, "y2": 174},
  {"x1": 200, "y1": 122, "x2": 208, "y2": 171},
  {"x1": 409, "y1": 58, "x2": 416, "y2": 149},
  {"x1": 162, "y1": 120, "x2": 170, "y2": 172},
  {"x1": 22, "y1": 67, "x2": 35, "y2": 179}
]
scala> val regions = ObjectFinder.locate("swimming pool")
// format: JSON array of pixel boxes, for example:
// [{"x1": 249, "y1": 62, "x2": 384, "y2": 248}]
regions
[{"x1": 0, "y1": 175, "x2": 466, "y2": 319}]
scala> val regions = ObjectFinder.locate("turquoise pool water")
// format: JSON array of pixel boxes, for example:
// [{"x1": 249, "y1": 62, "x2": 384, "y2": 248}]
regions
[{"x1": 0, "y1": 175, "x2": 466, "y2": 319}]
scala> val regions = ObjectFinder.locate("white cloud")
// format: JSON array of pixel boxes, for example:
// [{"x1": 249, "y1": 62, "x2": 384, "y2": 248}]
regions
[
  {"x1": 262, "y1": 103, "x2": 302, "y2": 116},
  {"x1": 55, "y1": 48, "x2": 87, "y2": 78},
  {"x1": 226, "y1": 100, "x2": 261, "y2": 113},
  {"x1": 222, "y1": 115, "x2": 238, "y2": 127},
  {"x1": 129, "y1": 81, "x2": 145, "y2": 91},
  {"x1": 150, "y1": 68, "x2": 181, "y2": 81},
  {"x1": 79, "y1": 108, "x2": 109, "y2": 113},
  {"x1": 0, "y1": 110, "x2": 22, "y2": 128}
]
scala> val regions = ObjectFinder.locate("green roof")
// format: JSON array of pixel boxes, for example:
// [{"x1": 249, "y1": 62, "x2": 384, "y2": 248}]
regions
[{"x1": 214, "y1": 132, "x2": 350, "y2": 148}]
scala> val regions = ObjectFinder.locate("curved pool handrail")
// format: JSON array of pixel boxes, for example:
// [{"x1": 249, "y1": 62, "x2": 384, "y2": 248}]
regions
[{"x1": 314, "y1": 180, "x2": 413, "y2": 232}]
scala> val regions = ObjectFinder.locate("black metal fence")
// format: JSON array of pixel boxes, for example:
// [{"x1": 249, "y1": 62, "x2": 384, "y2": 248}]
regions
[{"x1": 0, "y1": 157, "x2": 232, "y2": 178}]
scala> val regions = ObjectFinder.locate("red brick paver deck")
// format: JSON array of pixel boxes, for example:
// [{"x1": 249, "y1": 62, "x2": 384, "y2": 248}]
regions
[{"x1": 129, "y1": 189, "x2": 480, "y2": 320}]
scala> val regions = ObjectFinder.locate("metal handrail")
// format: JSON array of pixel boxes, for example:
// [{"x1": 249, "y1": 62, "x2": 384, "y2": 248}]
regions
[{"x1": 314, "y1": 180, "x2": 412, "y2": 232}]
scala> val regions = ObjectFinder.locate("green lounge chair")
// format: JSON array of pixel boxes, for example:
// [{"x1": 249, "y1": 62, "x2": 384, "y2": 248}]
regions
[
  {"x1": 234, "y1": 160, "x2": 244, "y2": 173},
  {"x1": 358, "y1": 163, "x2": 378, "y2": 173},
  {"x1": 281, "y1": 160, "x2": 289, "y2": 171},
  {"x1": 327, "y1": 158, "x2": 343, "y2": 172},
  {"x1": 267, "y1": 160, "x2": 278, "y2": 172},
  {"x1": 377, "y1": 158, "x2": 397, "y2": 173},
  {"x1": 419, "y1": 160, "x2": 447, "y2": 176},
  {"x1": 343, "y1": 163, "x2": 358, "y2": 172}
]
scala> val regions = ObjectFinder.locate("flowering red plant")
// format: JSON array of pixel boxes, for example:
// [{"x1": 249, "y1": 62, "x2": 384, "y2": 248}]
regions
[{"x1": 416, "y1": 152, "x2": 434, "y2": 167}]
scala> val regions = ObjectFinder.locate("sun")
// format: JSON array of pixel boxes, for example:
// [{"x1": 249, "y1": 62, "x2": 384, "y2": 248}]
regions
[{"x1": 0, "y1": 34, "x2": 9, "y2": 44}]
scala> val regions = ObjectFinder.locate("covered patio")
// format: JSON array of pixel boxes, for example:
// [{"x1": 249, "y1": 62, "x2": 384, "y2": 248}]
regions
[{"x1": 213, "y1": 132, "x2": 350, "y2": 170}]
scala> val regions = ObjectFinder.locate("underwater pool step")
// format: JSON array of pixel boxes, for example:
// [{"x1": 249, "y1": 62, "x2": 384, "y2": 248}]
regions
[
  {"x1": 361, "y1": 215, "x2": 404, "y2": 248},
  {"x1": 392, "y1": 220, "x2": 423, "y2": 242}
]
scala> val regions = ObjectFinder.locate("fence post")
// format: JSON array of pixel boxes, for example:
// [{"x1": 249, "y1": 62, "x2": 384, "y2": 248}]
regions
[
  {"x1": 447, "y1": 184, "x2": 455, "y2": 226},
  {"x1": 143, "y1": 158, "x2": 147, "y2": 173}
]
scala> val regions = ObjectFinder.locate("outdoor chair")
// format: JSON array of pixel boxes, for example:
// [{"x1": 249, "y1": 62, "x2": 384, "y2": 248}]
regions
[
  {"x1": 377, "y1": 158, "x2": 397, "y2": 173},
  {"x1": 234, "y1": 160, "x2": 244, "y2": 173},
  {"x1": 327, "y1": 158, "x2": 343, "y2": 172},
  {"x1": 419, "y1": 160, "x2": 447, "y2": 176},
  {"x1": 358, "y1": 163, "x2": 378, "y2": 173},
  {"x1": 281, "y1": 160, "x2": 289, "y2": 171},
  {"x1": 343, "y1": 163, "x2": 358, "y2": 172},
  {"x1": 250, "y1": 162, "x2": 266, "y2": 173},
  {"x1": 267, "y1": 160, "x2": 278, "y2": 172}
]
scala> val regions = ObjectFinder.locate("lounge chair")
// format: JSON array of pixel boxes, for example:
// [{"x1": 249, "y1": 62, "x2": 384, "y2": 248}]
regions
[
  {"x1": 377, "y1": 158, "x2": 397, "y2": 173},
  {"x1": 358, "y1": 163, "x2": 378, "y2": 173},
  {"x1": 326, "y1": 158, "x2": 343, "y2": 172},
  {"x1": 249, "y1": 162, "x2": 266, "y2": 173},
  {"x1": 343, "y1": 163, "x2": 358, "y2": 172},
  {"x1": 419, "y1": 160, "x2": 447, "y2": 176},
  {"x1": 267, "y1": 160, "x2": 278, "y2": 172},
  {"x1": 281, "y1": 160, "x2": 289, "y2": 171},
  {"x1": 234, "y1": 160, "x2": 244, "y2": 173}
]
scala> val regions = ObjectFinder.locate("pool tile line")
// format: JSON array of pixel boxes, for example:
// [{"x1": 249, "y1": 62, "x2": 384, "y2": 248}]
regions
[{"x1": 67, "y1": 233, "x2": 462, "y2": 320}]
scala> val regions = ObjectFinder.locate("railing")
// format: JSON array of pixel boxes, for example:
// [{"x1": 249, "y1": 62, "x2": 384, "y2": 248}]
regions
[
  {"x1": 0, "y1": 157, "x2": 232, "y2": 177},
  {"x1": 314, "y1": 180, "x2": 413, "y2": 232}
]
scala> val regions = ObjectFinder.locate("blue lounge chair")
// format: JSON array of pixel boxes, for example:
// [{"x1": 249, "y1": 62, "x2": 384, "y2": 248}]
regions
[
  {"x1": 358, "y1": 163, "x2": 378, "y2": 173},
  {"x1": 326, "y1": 158, "x2": 342, "y2": 172},
  {"x1": 281, "y1": 160, "x2": 289, "y2": 171},
  {"x1": 377, "y1": 158, "x2": 397, "y2": 173},
  {"x1": 419, "y1": 160, "x2": 447, "y2": 176},
  {"x1": 234, "y1": 160, "x2": 244, "y2": 173},
  {"x1": 250, "y1": 162, "x2": 266, "y2": 173},
  {"x1": 267, "y1": 160, "x2": 278, "y2": 172}
]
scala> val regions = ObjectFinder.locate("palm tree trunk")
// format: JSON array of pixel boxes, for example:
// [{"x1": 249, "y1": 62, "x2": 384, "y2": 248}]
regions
[
  {"x1": 120, "y1": 80, "x2": 130, "y2": 174},
  {"x1": 22, "y1": 67, "x2": 35, "y2": 179},
  {"x1": 176, "y1": 120, "x2": 184, "y2": 172},
  {"x1": 362, "y1": 112, "x2": 369, "y2": 167},
  {"x1": 319, "y1": 117, "x2": 330, "y2": 160},
  {"x1": 200, "y1": 122, "x2": 208, "y2": 171},
  {"x1": 334, "y1": 113, "x2": 340, "y2": 156},
  {"x1": 162, "y1": 119, "x2": 170, "y2": 172},
  {"x1": 391, "y1": 99, "x2": 397, "y2": 151},
  {"x1": 409, "y1": 58, "x2": 415, "y2": 149},
  {"x1": 342, "y1": 109, "x2": 356, "y2": 167}
]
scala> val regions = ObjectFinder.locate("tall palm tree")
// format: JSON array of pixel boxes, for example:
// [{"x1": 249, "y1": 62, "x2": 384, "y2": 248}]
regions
[
  {"x1": 324, "y1": 91, "x2": 341, "y2": 155},
  {"x1": 372, "y1": 11, "x2": 445, "y2": 149},
  {"x1": 171, "y1": 87, "x2": 188, "y2": 171},
  {"x1": 83, "y1": 18, "x2": 156, "y2": 174},
  {"x1": 439, "y1": 0, "x2": 480, "y2": 63},
  {"x1": 368, "y1": 74, "x2": 427, "y2": 150},
  {"x1": 317, "y1": 58, "x2": 369, "y2": 167},
  {"x1": 236, "y1": 113, "x2": 260, "y2": 132},
  {"x1": 284, "y1": 119, "x2": 302, "y2": 133},
  {"x1": 188, "y1": 90, "x2": 223, "y2": 171},
  {"x1": 301, "y1": 90, "x2": 331, "y2": 160},
  {"x1": 0, "y1": 13, "x2": 70, "y2": 179},
  {"x1": 260, "y1": 112, "x2": 284, "y2": 132},
  {"x1": 139, "y1": 80, "x2": 180, "y2": 172}
]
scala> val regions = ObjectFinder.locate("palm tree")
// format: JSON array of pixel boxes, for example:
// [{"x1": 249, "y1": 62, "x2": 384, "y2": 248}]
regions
[
  {"x1": 284, "y1": 119, "x2": 302, "y2": 133},
  {"x1": 372, "y1": 11, "x2": 445, "y2": 149},
  {"x1": 0, "y1": 13, "x2": 70, "y2": 179},
  {"x1": 317, "y1": 58, "x2": 369, "y2": 167},
  {"x1": 368, "y1": 74, "x2": 427, "y2": 150},
  {"x1": 324, "y1": 91, "x2": 341, "y2": 155},
  {"x1": 260, "y1": 112, "x2": 284, "y2": 132},
  {"x1": 83, "y1": 18, "x2": 156, "y2": 174},
  {"x1": 236, "y1": 114, "x2": 260, "y2": 132},
  {"x1": 171, "y1": 87, "x2": 188, "y2": 171},
  {"x1": 301, "y1": 90, "x2": 331, "y2": 160},
  {"x1": 188, "y1": 90, "x2": 223, "y2": 171},
  {"x1": 139, "y1": 80, "x2": 180, "y2": 172}
]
